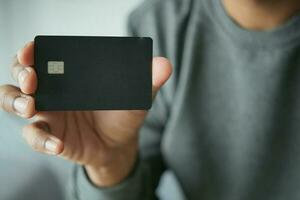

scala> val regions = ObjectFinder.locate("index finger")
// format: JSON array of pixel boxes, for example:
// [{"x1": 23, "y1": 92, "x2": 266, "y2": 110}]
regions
[
  {"x1": 11, "y1": 41, "x2": 37, "y2": 94},
  {"x1": 12, "y1": 41, "x2": 35, "y2": 79},
  {"x1": 17, "y1": 41, "x2": 34, "y2": 66}
]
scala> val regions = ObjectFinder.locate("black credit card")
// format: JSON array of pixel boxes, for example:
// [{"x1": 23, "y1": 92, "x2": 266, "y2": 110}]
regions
[{"x1": 34, "y1": 35, "x2": 153, "y2": 111}]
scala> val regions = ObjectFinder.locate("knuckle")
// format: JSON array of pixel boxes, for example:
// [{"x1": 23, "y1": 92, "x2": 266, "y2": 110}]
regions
[
  {"x1": 0, "y1": 85, "x2": 22, "y2": 113},
  {"x1": 0, "y1": 86, "x2": 9, "y2": 110},
  {"x1": 22, "y1": 96, "x2": 36, "y2": 119},
  {"x1": 22, "y1": 125, "x2": 30, "y2": 135},
  {"x1": 23, "y1": 125, "x2": 45, "y2": 152},
  {"x1": 0, "y1": 85, "x2": 9, "y2": 95},
  {"x1": 30, "y1": 135, "x2": 44, "y2": 151},
  {"x1": 11, "y1": 66, "x2": 21, "y2": 81},
  {"x1": 10, "y1": 55, "x2": 18, "y2": 68}
]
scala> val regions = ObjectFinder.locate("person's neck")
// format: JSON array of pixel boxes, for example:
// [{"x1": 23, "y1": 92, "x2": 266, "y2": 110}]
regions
[{"x1": 222, "y1": 0, "x2": 300, "y2": 30}]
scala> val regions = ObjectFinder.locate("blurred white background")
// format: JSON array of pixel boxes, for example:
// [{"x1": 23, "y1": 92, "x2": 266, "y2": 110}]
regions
[{"x1": 0, "y1": 0, "x2": 186, "y2": 200}]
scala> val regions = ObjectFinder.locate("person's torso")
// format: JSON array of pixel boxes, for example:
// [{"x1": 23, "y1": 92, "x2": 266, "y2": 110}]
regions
[{"x1": 134, "y1": 0, "x2": 300, "y2": 199}]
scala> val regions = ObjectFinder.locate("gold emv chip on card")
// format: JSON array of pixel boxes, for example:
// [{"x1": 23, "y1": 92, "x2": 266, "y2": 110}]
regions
[{"x1": 48, "y1": 61, "x2": 64, "y2": 74}]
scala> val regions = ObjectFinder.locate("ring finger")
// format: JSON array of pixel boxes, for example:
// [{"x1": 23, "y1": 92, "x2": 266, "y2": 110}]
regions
[{"x1": 0, "y1": 85, "x2": 36, "y2": 118}]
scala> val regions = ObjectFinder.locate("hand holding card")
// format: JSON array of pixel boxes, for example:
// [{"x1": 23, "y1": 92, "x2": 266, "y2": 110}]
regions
[{"x1": 0, "y1": 38, "x2": 172, "y2": 187}]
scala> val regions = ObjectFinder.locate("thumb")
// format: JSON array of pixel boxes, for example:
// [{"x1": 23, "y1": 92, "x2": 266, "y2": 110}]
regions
[
  {"x1": 22, "y1": 121, "x2": 64, "y2": 155},
  {"x1": 152, "y1": 57, "x2": 173, "y2": 98}
]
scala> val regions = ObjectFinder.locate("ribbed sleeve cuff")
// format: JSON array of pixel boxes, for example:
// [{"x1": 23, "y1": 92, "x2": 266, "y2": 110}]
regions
[{"x1": 75, "y1": 161, "x2": 144, "y2": 200}]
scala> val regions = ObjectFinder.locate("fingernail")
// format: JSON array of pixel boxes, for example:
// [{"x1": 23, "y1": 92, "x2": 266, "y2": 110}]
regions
[
  {"x1": 45, "y1": 139, "x2": 58, "y2": 153},
  {"x1": 13, "y1": 97, "x2": 29, "y2": 114},
  {"x1": 18, "y1": 68, "x2": 31, "y2": 84}
]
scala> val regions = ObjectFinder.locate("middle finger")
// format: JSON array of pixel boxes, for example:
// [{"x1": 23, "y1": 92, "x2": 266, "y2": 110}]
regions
[{"x1": 11, "y1": 55, "x2": 37, "y2": 94}]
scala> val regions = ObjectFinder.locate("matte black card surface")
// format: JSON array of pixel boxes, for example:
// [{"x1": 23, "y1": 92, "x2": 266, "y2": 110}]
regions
[{"x1": 34, "y1": 35, "x2": 152, "y2": 111}]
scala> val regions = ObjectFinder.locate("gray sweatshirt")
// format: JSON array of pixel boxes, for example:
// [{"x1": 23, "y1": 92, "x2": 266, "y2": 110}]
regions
[{"x1": 67, "y1": 0, "x2": 300, "y2": 199}]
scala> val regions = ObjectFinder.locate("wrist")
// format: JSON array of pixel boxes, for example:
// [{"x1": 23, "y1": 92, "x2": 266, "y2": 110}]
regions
[{"x1": 85, "y1": 142, "x2": 138, "y2": 187}]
